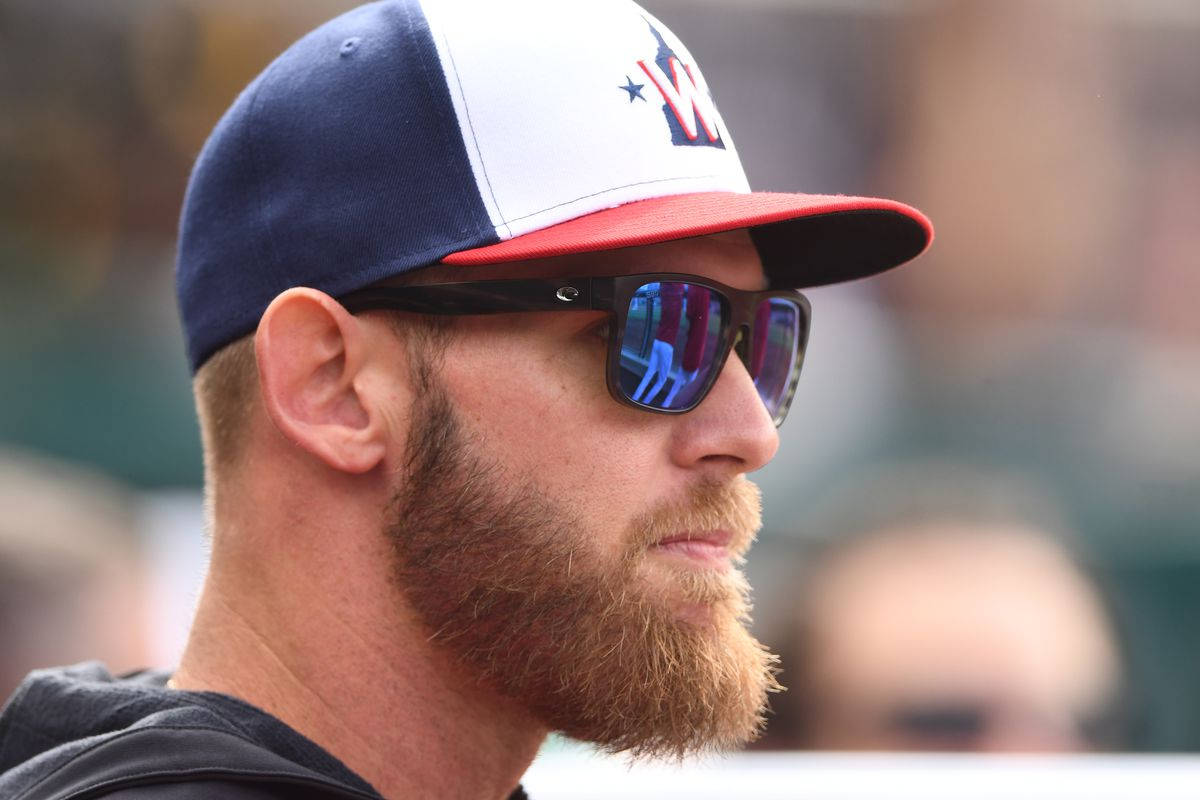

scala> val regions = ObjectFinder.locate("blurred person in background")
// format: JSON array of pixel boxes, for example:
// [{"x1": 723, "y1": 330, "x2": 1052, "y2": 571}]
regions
[
  {"x1": 0, "y1": 1, "x2": 931, "y2": 798},
  {"x1": 759, "y1": 464, "x2": 1129, "y2": 753},
  {"x1": 0, "y1": 450, "x2": 150, "y2": 699}
]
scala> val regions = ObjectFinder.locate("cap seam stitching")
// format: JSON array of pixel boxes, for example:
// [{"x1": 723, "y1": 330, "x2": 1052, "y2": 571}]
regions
[{"x1": 432, "y1": 16, "x2": 510, "y2": 238}]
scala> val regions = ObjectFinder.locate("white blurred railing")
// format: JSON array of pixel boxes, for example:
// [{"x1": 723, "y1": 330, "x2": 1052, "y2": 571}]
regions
[{"x1": 522, "y1": 750, "x2": 1200, "y2": 799}]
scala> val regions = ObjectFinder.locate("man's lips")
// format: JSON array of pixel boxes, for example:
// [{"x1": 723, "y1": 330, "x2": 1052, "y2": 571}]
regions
[{"x1": 651, "y1": 530, "x2": 734, "y2": 568}]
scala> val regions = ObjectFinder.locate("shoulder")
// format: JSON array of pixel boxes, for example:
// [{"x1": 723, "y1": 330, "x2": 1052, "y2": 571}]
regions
[
  {"x1": 9, "y1": 725, "x2": 378, "y2": 800},
  {"x1": 83, "y1": 780, "x2": 334, "y2": 800},
  {"x1": 2, "y1": 665, "x2": 378, "y2": 800}
]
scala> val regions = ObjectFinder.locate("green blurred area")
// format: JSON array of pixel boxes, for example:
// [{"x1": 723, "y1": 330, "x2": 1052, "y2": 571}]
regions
[{"x1": 1, "y1": 0, "x2": 360, "y2": 486}]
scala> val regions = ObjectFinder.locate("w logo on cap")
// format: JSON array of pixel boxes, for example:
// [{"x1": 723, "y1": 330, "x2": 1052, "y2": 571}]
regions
[{"x1": 636, "y1": 21, "x2": 725, "y2": 149}]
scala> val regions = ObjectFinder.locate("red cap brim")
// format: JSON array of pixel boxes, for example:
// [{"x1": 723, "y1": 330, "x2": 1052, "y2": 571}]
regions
[{"x1": 442, "y1": 191, "x2": 933, "y2": 288}]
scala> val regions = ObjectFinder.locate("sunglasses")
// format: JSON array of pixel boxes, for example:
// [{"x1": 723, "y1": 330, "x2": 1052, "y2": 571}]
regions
[{"x1": 340, "y1": 273, "x2": 811, "y2": 426}]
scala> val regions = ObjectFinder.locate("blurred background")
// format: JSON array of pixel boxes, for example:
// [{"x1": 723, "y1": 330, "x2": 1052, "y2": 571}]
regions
[{"x1": 1, "y1": 0, "x2": 1197, "y2": 754}]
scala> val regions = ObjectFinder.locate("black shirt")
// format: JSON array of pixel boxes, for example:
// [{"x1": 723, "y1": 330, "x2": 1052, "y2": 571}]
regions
[{"x1": 0, "y1": 662, "x2": 528, "y2": 800}]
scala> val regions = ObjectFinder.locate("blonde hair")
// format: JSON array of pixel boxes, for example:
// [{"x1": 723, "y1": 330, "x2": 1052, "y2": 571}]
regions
[{"x1": 192, "y1": 334, "x2": 259, "y2": 483}]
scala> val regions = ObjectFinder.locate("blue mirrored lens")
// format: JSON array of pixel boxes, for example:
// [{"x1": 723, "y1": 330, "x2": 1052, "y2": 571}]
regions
[
  {"x1": 750, "y1": 298, "x2": 801, "y2": 418},
  {"x1": 618, "y1": 282, "x2": 724, "y2": 410}
]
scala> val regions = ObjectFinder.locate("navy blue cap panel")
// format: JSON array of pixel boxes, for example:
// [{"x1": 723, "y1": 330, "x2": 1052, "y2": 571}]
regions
[{"x1": 176, "y1": 0, "x2": 498, "y2": 372}]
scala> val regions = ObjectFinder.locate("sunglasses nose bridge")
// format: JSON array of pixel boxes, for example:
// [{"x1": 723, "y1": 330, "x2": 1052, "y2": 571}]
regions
[{"x1": 731, "y1": 324, "x2": 752, "y2": 368}]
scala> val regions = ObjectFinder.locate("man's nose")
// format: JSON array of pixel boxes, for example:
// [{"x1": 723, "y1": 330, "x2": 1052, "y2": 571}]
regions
[{"x1": 668, "y1": 352, "x2": 780, "y2": 477}]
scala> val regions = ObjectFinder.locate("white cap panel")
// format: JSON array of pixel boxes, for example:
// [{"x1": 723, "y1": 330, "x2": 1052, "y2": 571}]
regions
[{"x1": 421, "y1": 0, "x2": 751, "y2": 240}]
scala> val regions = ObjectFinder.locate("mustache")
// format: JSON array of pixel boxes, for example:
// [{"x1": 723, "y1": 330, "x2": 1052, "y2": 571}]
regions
[{"x1": 626, "y1": 478, "x2": 763, "y2": 563}]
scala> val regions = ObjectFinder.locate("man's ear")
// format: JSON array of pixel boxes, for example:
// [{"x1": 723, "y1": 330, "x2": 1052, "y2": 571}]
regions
[{"x1": 255, "y1": 288, "x2": 388, "y2": 474}]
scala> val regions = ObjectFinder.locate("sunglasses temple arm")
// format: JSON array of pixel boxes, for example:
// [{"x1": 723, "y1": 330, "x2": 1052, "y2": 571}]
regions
[{"x1": 340, "y1": 279, "x2": 601, "y2": 315}]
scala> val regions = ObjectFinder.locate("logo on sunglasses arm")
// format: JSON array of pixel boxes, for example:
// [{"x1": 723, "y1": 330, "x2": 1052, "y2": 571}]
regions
[{"x1": 620, "y1": 20, "x2": 725, "y2": 149}]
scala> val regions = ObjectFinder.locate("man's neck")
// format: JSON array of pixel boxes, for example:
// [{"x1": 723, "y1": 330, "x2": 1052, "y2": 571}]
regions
[{"x1": 172, "y1": 542, "x2": 547, "y2": 800}]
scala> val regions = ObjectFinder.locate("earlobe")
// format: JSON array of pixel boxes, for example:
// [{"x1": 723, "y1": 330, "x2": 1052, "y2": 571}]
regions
[{"x1": 255, "y1": 288, "x2": 388, "y2": 474}]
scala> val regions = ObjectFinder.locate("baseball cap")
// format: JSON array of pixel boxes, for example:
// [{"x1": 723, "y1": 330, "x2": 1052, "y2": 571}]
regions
[{"x1": 176, "y1": 0, "x2": 932, "y2": 372}]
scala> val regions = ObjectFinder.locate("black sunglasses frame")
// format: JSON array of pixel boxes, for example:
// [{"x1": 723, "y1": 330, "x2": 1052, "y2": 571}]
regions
[{"x1": 339, "y1": 273, "x2": 811, "y2": 426}]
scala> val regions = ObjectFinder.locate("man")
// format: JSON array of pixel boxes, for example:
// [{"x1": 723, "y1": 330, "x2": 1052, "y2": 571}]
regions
[{"x1": 0, "y1": 1, "x2": 930, "y2": 798}]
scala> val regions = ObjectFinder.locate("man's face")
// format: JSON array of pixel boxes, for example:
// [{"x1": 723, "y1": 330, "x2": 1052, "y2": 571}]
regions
[{"x1": 383, "y1": 232, "x2": 782, "y2": 758}]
